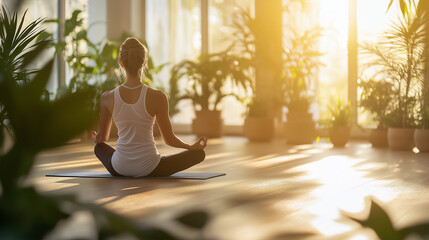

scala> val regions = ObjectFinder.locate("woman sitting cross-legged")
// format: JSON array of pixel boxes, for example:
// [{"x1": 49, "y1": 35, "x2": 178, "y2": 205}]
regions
[{"x1": 91, "y1": 37, "x2": 207, "y2": 177}]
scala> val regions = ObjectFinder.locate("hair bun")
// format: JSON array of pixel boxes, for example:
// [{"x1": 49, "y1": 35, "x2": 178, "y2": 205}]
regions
[{"x1": 119, "y1": 37, "x2": 148, "y2": 76}]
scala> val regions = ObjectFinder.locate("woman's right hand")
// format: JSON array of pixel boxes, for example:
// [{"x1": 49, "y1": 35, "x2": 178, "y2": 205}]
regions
[
  {"x1": 91, "y1": 131, "x2": 97, "y2": 143},
  {"x1": 188, "y1": 136, "x2": 208, "y2": 150}
]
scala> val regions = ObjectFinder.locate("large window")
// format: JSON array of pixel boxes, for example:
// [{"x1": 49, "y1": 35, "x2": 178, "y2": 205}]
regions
[
  {"x1": 315, "y1": 0, "x2": 400, "y2": 127},
  {"x1": 146, "y1": 0, "x2": 201, "y2": 124},
  {"x1": 2, "y1": 0, "x2": 405, "y2": 129},
  {"x1": 357, "y1": 0, "x2": 400, "y2": 127}
]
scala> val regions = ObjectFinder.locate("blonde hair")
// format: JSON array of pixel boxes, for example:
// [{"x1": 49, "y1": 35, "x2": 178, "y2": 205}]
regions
[{"x1": 119, "y1": 37, "x2": 147, "y2": 76}]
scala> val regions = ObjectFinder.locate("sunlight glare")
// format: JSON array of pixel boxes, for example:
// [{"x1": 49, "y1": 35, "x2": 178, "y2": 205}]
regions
[
  {"x1": 311, "y1": 217, "x2": 353, "y2": 236},
  {"x1": 249, "y1": 154, "x2": 309, "y2": 168},
  {"x1": 349, "y1": 233, "x2": 372, "y2": 240},
  {"x1": 295, "y1": 155, "x2": 399, "y2": 221}
]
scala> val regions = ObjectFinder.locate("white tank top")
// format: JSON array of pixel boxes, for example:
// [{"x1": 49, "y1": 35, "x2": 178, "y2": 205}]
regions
[{"x1": 111, "y1": 84, "x2": 161, "y2": 177}]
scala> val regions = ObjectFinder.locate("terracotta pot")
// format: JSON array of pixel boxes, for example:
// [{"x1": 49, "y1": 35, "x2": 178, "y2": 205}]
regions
[
  {"x1": 369, "y1": 128, "x2": 388, "y2": 148},
  {"x1": 284, "y1": 112, "x2": 316, "y2": 144},
  {"x1": 414, "y1": 129, "x2": 429, "y2": 152},
  {"x1": 192, "y1": 110, "x2": 223, "y2": 137},
  {"x1": 387, "y1": 128, "x2": 414, "y2": 151},
  {"x1": 243, "y1": 117, "x2": 274, "y2": 142},
  {"x1": 329, "y1": 125, "x2": 351, "y2": 147}
]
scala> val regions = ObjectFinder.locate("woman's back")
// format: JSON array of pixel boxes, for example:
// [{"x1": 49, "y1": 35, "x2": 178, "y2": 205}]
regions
[
  {"x1": 92, "y1": 37, "x2": 207, "y2": 178},
  {"x1": 111, "y1": 84, "x2": 161, "y2": 177}
]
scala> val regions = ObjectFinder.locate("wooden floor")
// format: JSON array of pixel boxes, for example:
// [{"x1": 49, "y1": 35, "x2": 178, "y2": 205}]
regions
[{"x1": 30, "y1": 135, "x2": 429, "y2": 240}]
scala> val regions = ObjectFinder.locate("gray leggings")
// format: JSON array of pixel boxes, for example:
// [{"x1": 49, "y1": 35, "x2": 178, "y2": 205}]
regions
[{"x1": 94, "y1": 143, "x2": 206, "y2": 177}]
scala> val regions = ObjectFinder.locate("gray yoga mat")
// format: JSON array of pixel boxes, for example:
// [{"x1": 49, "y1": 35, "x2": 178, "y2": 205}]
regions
[{"x1": 46, "y1": 170, "x2": 226, "y2": 180}]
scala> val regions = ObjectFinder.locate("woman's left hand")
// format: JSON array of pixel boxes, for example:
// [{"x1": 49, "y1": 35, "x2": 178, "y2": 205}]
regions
[{"x1": 188, "y1": 136, "x2": 207, "y2": 150}]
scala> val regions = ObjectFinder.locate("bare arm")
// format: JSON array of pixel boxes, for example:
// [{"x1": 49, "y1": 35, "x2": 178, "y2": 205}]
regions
[
  {"x1": 91, "y1": 91, "x2": 113, "y2": 143},
  {"x1": 155, "y1": 91, "x2": 207, "y2": 150}
]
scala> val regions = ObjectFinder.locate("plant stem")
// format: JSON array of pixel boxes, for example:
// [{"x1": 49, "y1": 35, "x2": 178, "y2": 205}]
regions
[{"x1": 403, "y1": 33, "x2": 414, "y2": 128}]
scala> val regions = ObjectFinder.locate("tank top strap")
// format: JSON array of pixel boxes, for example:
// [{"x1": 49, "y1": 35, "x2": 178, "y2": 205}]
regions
[
  {"x1": 113, "y1": 86, "x2": 122, "y2": 118},
  {"x1": 135, "y1": 84, "x2": 152, "y2": 118}
]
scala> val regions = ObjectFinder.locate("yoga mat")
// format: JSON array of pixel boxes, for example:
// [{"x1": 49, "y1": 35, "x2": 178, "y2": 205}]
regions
[{"x1": 46, "y1": 170, "x2": 226, "y2": 180}]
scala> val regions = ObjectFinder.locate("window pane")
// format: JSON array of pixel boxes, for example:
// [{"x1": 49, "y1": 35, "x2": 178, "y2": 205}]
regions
[
  {"x1": 357, "y1": 0, "x2": 400, "y2": 127},
  {"x1": 2, "y1": 0, "x2": 58, "y2": 95},
  {"x1": 146, "y1": 0, "x2": 201, "y2": 124},
  {"x1": 209, "y1": 0, "x2": 254, "y2": 125},
  {"x1": 64, "y1": 0, "x2": 88, "y2": 87},
  {"x1": 317, "y1": 0, "x2": 349, "y2": 122}
]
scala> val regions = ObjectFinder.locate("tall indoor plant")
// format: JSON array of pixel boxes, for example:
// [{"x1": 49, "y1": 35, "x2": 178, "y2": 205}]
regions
[
  {"x1": 232, "y1": 8, "x2": 275, "y2": 141},
  {"x1": 244, "y1": 97, "x2": 275, "y2": 141},
  {"x1": 359, "y1": 79, "x2": 395, "y2": 147},
  {"x1": 176, "y1": 50, "x2": 252, "y2": 137},
  {"x1": 361, "y1": 7, "x2": 424, "y2": 150},
  {"x1": 282, "y1": 27, "x2": 323, "y2": 144},
  {"x1": 0, "y1": 6, "x2": 50, "y2": 151}
]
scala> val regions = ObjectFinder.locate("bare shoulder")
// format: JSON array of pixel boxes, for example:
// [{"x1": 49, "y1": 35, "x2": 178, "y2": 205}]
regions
[
  {"x1": 146, "y1": 87, "x2": 168, "y2": 116},
  {"x1": 147, "y1": 87, "x2": 168, "y2": 103},
  {"x1": 100, "y1": 89, "x2": 115, "y2": 108}
]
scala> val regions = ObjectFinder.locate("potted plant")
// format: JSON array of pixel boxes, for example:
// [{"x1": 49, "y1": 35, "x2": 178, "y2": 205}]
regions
[
  {"x1": 359, "y1": 79, "x2": 395, "y2": 148},
  {"x1": 243, "y1": 97, "x2": 275, "y2": 141},
  {"x1": 361, "y1": 9, "x2": 424, "y2": 151},
  {"x1": 327, "y1": 97, "x2": 352, "y2": 147},
  {"x1": 282, "y1": 28, "x2": 322, "y2": 144},
  {"x1": 175, "y1": 51, "x2": 252, "y2": 137},
  {"x1": 229, "y1": 9, "x2": 275, "y2": 141},
  {"x1": 415, "y1": 71, "x2": 429, "y2": 152}
]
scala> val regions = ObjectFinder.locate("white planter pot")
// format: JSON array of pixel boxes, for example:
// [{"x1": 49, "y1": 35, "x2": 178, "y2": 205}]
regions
[
  {"x1": 369, "y1": 128, "x2": 388, "y2": 148},
  {"x1": 414, "y1": 129, "x2": 429, "y2": 152},
  {"x1": 244, "y1": 117, "x2": 274, "y2": 142},
  {"x1": 329, "y1": 125, "x2": 351, "y2": 147},
  {"x1": 387, "y1": 128, "x2": 414, "y2": 151},
  {"x1": 284, "y1": 112, "x2": 316, "y2": 144}
]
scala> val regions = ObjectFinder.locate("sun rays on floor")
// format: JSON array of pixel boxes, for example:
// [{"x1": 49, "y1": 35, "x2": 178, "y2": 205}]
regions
[{"x1": 30, "y1": 136, "x2": 429, "y2": 240}]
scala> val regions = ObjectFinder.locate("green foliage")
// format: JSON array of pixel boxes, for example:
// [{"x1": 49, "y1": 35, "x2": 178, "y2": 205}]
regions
[
  {"x1": 361, "y1": 5, "x2": 424, "y2": 128},
  {"x1": 176, "y1": 211, "x2": 210, "y2": 229},
  {"x1": 232, "y1": 4, "x2": 322, "y2": 118},
  {"x1": 327, "y1": 97, "x2": 352, "y2": 127},
  {"x1": 232, "y1": 8, "x2": 256, "y2": 63},
  {"x1": 348, "y1": 199, "x2": 429, "y2": 240},
  {"x1": 419, "y1": 104, "x2": 429, "y2": 129},
  {"x1": 175, "y1": 50, "x2": 252, "y2": 111},
  {"x1": 44, "y1": 9, "x2": 114, "y2": 119},
  {"x1": 232, "y1": 8, "x2": 272, "y2": 118},
  {"x1": 0, "y1": 6, "x2": 50, "y2": 79},
  {"x1": 0, "y1": 6, "x2": 50, "y2": 134},
  {"x1": 386, "y1": 0, "x2": 426, "y2": 18},
  {"x1": 359, "y1": 79, "x2": 395, "y2": 129},
  {"x1": 167, "y1": 64, "x2": 185, "y2": 117},
  {"x1": 282, "y1": 27, "x2": 323, "y2": 113}
]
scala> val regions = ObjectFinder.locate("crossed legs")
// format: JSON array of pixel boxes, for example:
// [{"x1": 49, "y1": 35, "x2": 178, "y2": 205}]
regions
[
  {"x1": 94, "y1": 143, "x2": 206, "y2": 177},
  {"x1": 147, "y1": 149, "x2": 205, "y2": 177}
]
